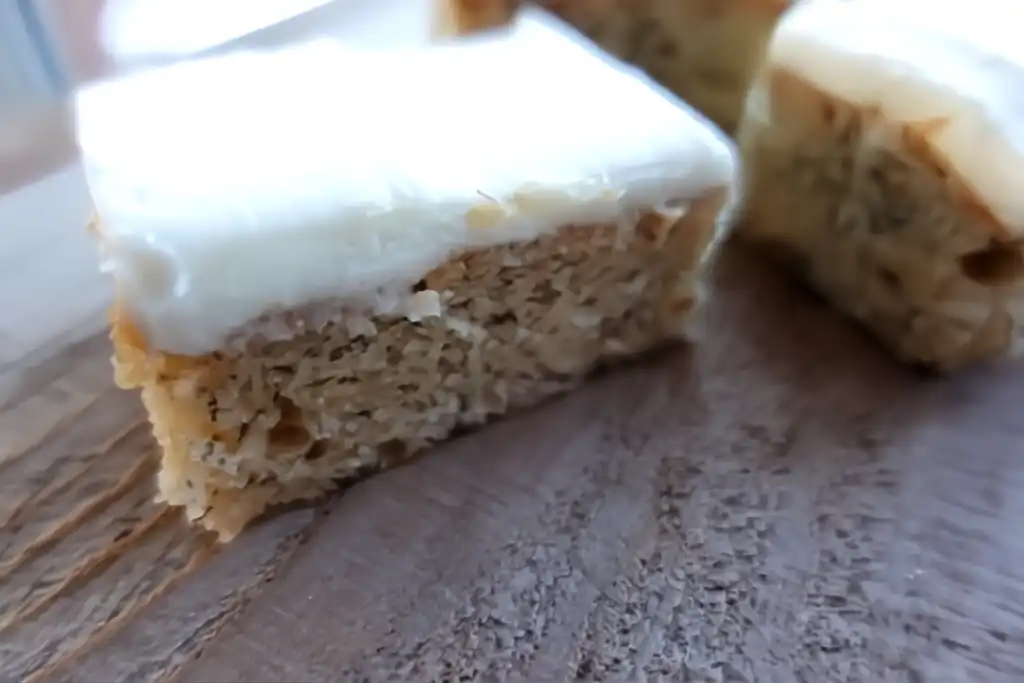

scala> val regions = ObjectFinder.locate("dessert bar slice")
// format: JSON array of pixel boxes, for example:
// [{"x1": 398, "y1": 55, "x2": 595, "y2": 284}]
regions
[
  {"x1": 79, "y1": 10, "x2": 739, "y2": 540},
  {"x1": 737, "y1": 0, "x2": 1024, "y2": 371},
  {"x1": 434, "y1": 0, "x2": 790, "y2": 133}
]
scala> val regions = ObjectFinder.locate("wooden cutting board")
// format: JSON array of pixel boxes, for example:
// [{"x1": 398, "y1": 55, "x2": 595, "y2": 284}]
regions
[{"x1": 3, "y1": 165, "x2": 1023, "y2": 681}]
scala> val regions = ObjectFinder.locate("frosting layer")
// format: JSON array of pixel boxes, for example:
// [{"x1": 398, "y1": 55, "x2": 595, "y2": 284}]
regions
[
  {"x1": 768, "y1": 0, "x2": 1024, "y2": 231},
  {"x1": 78, "y1": 8, "x2": 738, "y2": 355}
]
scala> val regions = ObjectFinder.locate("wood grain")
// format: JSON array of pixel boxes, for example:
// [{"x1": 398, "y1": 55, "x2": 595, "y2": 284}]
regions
[
  {"x1": 167, "y1": 248, "x2": 1024, "y2": 683},
  {"x1": 2, "y1": 7, "x2": 1023, "y2": 674},
  {"x1": 4, "y1": 172, "x2": 1024, "y2": 683},
  {"x1": 0, "y1": 164, "x2": 318, "y2": 682}
]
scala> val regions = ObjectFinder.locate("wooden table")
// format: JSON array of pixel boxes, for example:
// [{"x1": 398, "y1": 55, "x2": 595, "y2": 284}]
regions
[
  {"x1": 3, "y1": 152, "x2": 1024, "y2": 682},
  {"x1": 3, "y1": 2, "x2": 1024, "y2": 677}
]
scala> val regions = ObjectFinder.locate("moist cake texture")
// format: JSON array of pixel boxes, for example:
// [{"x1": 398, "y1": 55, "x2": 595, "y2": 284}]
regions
[
  {"x1": 435, "y1": 0, "x2": 790, "y2": 133},
  {"x1": 737, "y1": 0, "x2": 1024, "y2": 370},
  {"x1": 79, "y1": 10, "x2": 740, "y2": 539}
]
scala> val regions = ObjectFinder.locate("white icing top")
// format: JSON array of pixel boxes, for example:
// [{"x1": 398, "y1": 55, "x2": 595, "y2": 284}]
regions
[
  {"x1": 769, "y1": 0, "x2": 1024, "y2": 231},
  {"x1": 77, "y1": 8, "x2": 738, "y2": 355}
]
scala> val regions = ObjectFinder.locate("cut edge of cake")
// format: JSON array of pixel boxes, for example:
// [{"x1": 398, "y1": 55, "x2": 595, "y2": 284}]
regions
[
  {"x1": 83, "y1": 13, "x2": 743, "y2": 539},
  {"x1": 103, "y1": 189, "x2": 732, "y2": 540}
]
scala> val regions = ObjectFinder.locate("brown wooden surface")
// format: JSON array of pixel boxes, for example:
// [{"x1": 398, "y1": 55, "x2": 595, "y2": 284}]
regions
[
  {"x1": 3, "y1": 156, "x2": 1024, "y2": 681},
  {"x1": 3, "y1": 3, "x2": 1024, "y2": 679}
]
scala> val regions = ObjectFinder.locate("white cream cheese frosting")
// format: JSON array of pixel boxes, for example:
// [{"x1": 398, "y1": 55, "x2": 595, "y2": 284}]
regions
[
  {"x1": 77, "y1": 8, "x2": 739, "y2": 355},
  {"x1": 768, "y1": 0, "x2": 1024, "y2": 231}
]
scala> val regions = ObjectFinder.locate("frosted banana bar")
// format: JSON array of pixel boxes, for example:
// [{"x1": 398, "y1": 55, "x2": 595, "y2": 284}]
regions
[
  {"x1": 79, "y1": 9, "x2": 740, "y2": 540},
  {"x1": 737, "y1": 0, "x2": 1024, "y2": 370}
]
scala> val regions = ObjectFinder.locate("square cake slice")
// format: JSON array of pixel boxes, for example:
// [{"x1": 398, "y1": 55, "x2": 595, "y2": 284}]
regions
[
  {"x1": 434, "y1": 0, "x2": 790, "y2": 134},
  {"x1": 737, "y1": 0, "x2": 1024, "y2": 371},
  {"x1": 78, "y1": 10, "x2": 739, "y2": 540}
]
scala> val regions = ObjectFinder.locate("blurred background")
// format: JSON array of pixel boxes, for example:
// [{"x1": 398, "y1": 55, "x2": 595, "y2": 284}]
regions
[{"x1": 0, "y1": 0, "x2": 433, "y2": 190}]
